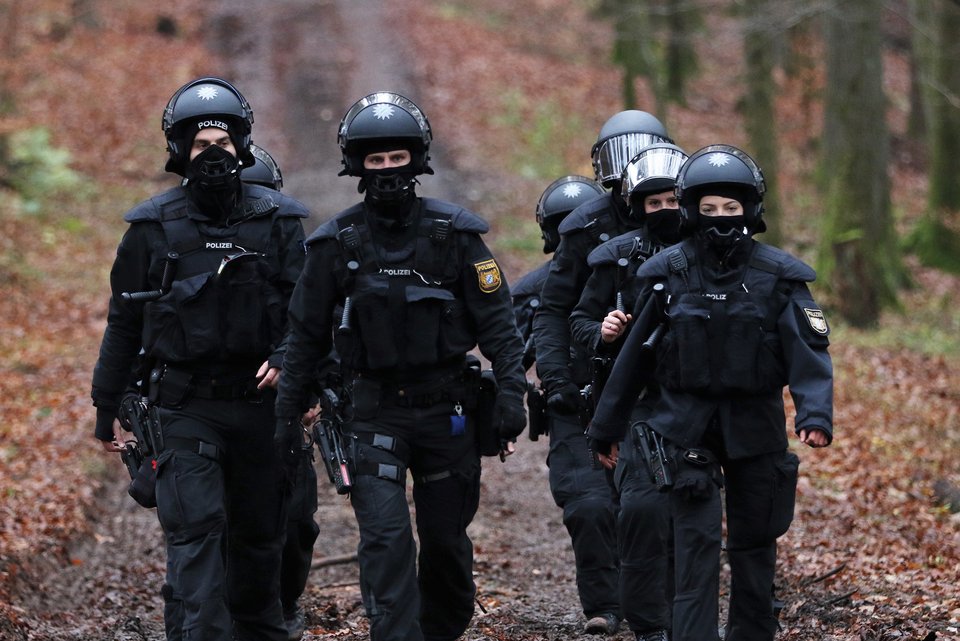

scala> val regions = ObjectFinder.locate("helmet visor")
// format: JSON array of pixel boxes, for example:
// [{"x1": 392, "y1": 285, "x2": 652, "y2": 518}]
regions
[
  {"x1": 621, "y1": 146, "x2": 688, "y2": 200},
  {"x1": 594, "y1": 132, "x2": 670, "y2": 184}
]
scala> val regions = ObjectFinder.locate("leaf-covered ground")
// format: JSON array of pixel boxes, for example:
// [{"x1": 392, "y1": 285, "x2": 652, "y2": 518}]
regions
[{"x1": 1, "y1": 1, "x2": 957, "y2": 640}]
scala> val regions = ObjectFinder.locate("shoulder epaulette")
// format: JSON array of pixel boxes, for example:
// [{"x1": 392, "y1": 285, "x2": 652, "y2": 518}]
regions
[
  {"x1": 752, "y1": 242, "x2": 816, "y2": 282},
  {"x1": 587, "y1": 230, "x2": 657, "y2": 268},
  {"x1": 422, "y1": 197, "x2": 489, "y2": 234},
  {"x1": 244, "y1": 184, "x2": 309, "y2": 219},
  {"x1": 557, "y1": 192, "x2": 613, "y2": 236},
  {"x1": 123, "y1": 187, "x2": 186, "y2": 223},
  {"x1": 510, "y1": 261, "x2": 550, "y2": 298},
  {"x1": 306, "y1": 203, "x2": 365, "y2": 245}
]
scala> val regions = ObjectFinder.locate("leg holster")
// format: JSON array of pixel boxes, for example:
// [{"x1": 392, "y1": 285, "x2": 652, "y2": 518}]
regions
[{"x1": 352, "y1": 432, "x2": 410, "y2": 484}]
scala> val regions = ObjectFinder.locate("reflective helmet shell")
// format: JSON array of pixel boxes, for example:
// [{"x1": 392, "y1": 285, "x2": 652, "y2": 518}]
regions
[
  {"x1": 162, "y1": 77, "x2": 254, "y2": 176},
  {"x1": 536, "y1": 175, "x2": 604, "y2": 253},
  {"x1": 338, "y1": 92, "x2": 433, "y2": 176},
  {"x1": 620, "y1": 143, "x2": 688, "y2": 202},
  {"x1": 591, "y1": 110, "x2": 672, "y2": 186},
  {"x1": 675, "y1": 144, "x2": 766, "y2": 230},
  {"x1": 241, "y1": 144, "x2": 283, "y2": 190}
]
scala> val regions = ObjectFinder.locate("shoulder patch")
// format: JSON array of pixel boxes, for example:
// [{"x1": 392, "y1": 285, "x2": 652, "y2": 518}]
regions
[
  {"x1": 474, "y1": 258, "x2": 502, "y2": 293},
  {"x1": 802, "y1": 307, "x2": 829, "y2": 335}
]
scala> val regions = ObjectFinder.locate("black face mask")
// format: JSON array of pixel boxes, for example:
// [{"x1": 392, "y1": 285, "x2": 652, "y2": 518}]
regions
[
  {"x1": 360, "y1": 167, "x2": 417, "y2": 212},
  {"x1": 697, "y1": 214, "x2": 746, "y2": 249},
  {"x1": 185, "y1": 145, "x2": 241, "y2": 221},
  {"x1": 645, "y1": 208, "x2": 682, "y2": 244}
]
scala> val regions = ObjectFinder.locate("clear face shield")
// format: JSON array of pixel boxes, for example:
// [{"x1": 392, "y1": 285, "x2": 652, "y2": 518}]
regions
[
  {"x1": 620, "y1": 146, "x2": 689, "y2": 202},
  {"x1": 592, "y1": 132, "x2": 670, "y2": 184}
]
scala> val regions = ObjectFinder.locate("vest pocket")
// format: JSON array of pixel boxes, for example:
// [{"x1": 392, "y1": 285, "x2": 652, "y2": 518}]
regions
[
  {"x1": 144, "y1": 273, "x2": 218, "y2": 362},
  {"x1": 717, "y1": 295, "x2": 766, "y2": 393},
  {"x1": 658, "y1": 294, "x2": 712, "y2": 391},
  {"x1": 404, "y1": 286, "x2": 455, "y2": 365},
  {"x1": 352, "y1": 280, "x2": 399, "y2": 370},
  {"x1": 219, "y1": 260, "x2": 279, "y2": 357}
]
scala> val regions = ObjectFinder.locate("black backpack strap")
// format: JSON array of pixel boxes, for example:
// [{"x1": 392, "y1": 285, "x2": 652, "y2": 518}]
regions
[
  {"x1": 158, "y1": 205, "x2": 203, "y2": 257},
  {"x1": 414, "y1": 212, "x2": 455, "y2": 283}
]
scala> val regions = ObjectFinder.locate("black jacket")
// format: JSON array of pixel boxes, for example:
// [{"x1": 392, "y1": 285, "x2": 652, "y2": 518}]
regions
[
  {"x1": 531, "y1": 192, "x2": 638, "y2": 390},
  {"x1": 275, "y1": 198, "x2": 525, "y2": 418},
  {"x1": 589, "y1": 237, "x2": 833, "y2": 459},
  {"x1": 90, "y1": 184, "x2": 308, "y2": 439}
]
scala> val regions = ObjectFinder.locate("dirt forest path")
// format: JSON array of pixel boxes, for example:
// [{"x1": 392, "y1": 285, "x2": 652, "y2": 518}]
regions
[{"x1": 12, "y1": 2, "x2": 604, "y2": 640}]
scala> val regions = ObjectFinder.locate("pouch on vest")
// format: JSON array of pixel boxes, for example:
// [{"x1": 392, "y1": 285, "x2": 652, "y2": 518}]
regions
[
  {"x1": 656, "y1": 293, "x2": 712, "y2": 391},
  {"x1": 351, "y1": 277, "x2": 399, "y2": 370},
  {"x1": 216, "y1": 254, "x2": 283, "y2": 357},
  {"x1": 716, "y1": 291, "x2": 767, "y2": 394}
]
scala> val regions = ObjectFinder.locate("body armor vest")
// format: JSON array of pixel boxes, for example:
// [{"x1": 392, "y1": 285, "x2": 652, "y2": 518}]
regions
[
  {"x1": 139, "y1": 192, "x2": 285, "y2": 364},
  {"x1": 653, "y1": 241, "x2": 790, "y2": 395},
  {"x1": 330, "y1": 202, "x2": 477, "y2": 373}
]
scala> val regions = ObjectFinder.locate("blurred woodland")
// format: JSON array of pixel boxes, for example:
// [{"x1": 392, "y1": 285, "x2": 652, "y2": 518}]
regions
[{"x1": 0, "y1": 0, "x2": 957, "y2": 639}]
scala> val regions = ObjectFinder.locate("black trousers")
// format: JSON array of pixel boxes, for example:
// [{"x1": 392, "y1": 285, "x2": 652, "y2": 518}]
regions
[
  {"x1": 281, "y1": 449, "x2": 320, "y2": 615},
  {"x1": 346, "y1": 396, "x2": 481, "y2": 641},
  {"x1": 546, "y1": 412, "x2": 620, "y2": 619},
  {"x1": 614, "y1": 424, "x2": 672, "y2": 633},
  {"x1": 155, "y1": 392, "x2": 287, "y2": 641}
]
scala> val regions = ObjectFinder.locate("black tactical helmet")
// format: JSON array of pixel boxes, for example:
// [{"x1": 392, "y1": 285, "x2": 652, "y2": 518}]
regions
[
  {"x1": 676, "y1": 144, "x2": 766, "y2": 231},
  {"x1": 162, "y1": 77, "x2": 254, "y2": 176},
  {"x1": 241, "y1": 144, "x2": 283, "y2": 190},
  {"x1": 621, "y1": 143, "x2": 688, "y2": 204},
  {"x1": 337, "y1": 92, "x2": 433, "y2": 177},
  {"x1": 591, "y1": 110, "x2": 672, "y2": 188},
  {"x1": 536, "y1": 175, "x2": 604, "y2": 253}
]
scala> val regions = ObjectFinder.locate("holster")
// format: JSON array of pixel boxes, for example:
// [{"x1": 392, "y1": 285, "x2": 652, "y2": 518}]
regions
[
  {"x1": 526, "y1": 382, "x2": 548, "y2": 441},
  {"x1": 474, "y1": 369, "x2": 500, "y2": 457}
]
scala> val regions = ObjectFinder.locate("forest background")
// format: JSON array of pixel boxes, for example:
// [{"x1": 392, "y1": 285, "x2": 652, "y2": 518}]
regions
[{"x1": 0, "y1": 0, "x2": 958, "y2": 639}]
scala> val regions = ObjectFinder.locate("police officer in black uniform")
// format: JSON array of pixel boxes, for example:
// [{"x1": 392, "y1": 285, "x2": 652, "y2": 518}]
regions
[
  {"x1": 530, "y1": 110, "x2": 673, "y2": 635},
  {"x1": 241, "y1": 144, "x2": 318, "y2": 641},
  {"x1": 512, "y1": 175, "x2": 605, "y2": 370},
  {"x1": 91, "y1": 78, "x2": 308, "y2": 641},
  {"x1": 570, "y1": 143, "x2": 688, "y2": 641},
  {"x1": 589, "y1": 145, "x2": 833, "y2": 641},
  {"x1": 274, "y1": 92, "x2": 527, "y2": 641}
]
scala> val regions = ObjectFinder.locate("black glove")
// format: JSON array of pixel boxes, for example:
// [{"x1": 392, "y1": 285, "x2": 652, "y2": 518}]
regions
[
  {"x1": 273, "y1": 417, "x2": 301, "y2": 460},
  {"x1": 546, "y1": 381, "x2": 583, "y2": 415},
  {"x1": 493, "y1": 393, "x2": 527, "y2": 442}
]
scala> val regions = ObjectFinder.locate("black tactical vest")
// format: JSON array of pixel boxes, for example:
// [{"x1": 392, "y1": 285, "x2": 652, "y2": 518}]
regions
[
  {"x1": 139, "y1": 192, "x2": 285, "y2": 364},
  {"x1": 653, "y1": 242, "x2": 790, "y2": 395},
  {"x1": 329, "y1": 202, "x2": 478, "y2": 373}
]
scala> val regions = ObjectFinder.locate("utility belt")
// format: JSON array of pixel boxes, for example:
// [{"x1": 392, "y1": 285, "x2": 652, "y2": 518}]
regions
[
  {"x1": 352, "y1": 359, "x2": 467, "y2": 412},
  {"x1": 148, "y1": 364, "x2": 263, "y2": 408}
]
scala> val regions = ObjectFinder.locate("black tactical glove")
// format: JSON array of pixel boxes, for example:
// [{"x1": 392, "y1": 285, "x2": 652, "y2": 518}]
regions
[
  {"x1": 493, "y1": 393, "x2": 527, "y2": 442},
  {"x1": 546, "y1": 381, "x2": 583, "y2": 415},
  {"x1": 273, "y1": 417, "x2": 302, "y2": 466}
]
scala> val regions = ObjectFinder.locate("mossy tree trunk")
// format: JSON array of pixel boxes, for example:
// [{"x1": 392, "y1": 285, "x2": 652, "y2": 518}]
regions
[
  {"x1": 740, "y1": 0, "x2": 783, "y2": 246},
  {"x1": 906, "y1": 0, "x2": 960, "y2": 272},
  {"x1": 819, "y1": 0, "x2": 900, "y2": 326}
]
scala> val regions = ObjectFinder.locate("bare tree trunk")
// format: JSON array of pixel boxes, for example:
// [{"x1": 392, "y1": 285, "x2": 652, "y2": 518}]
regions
[{"x1": 819, "y1": 0, "x2": 900, "y2": 326}]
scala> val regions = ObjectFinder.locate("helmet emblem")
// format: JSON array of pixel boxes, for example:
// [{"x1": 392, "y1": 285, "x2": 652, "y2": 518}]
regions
[
  {"x1": 372, "y1": 104, "x2": 395, "y2": 120},
  {"x1": 561, "y1": 184, "x2": 583, "y2": 199},
  {"x1": 707, "y1": 153, "x2": 729, "y2": 167},
  {"x1": 196, "y1": 86, "x2": 219, "y2": 101}
]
